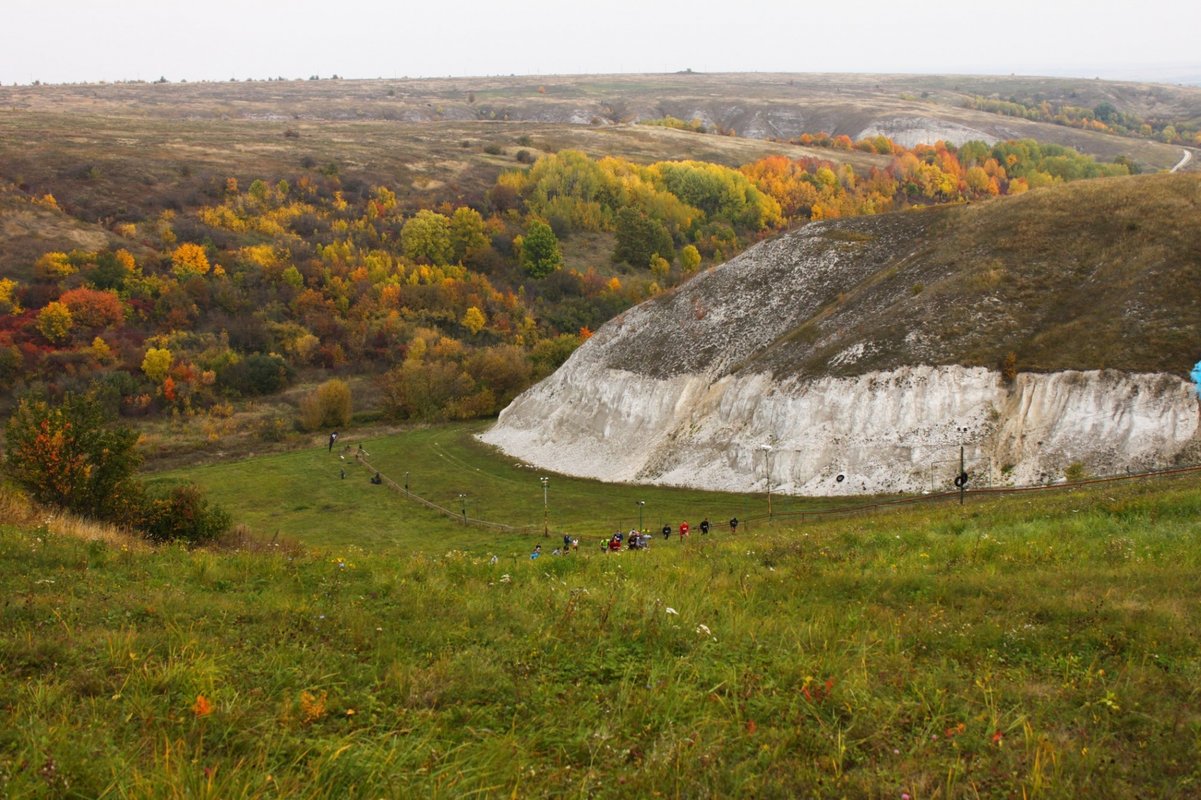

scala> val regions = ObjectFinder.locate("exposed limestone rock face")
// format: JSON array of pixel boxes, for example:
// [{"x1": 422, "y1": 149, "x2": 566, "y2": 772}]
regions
[
  {"x1": 855, "y1": 117, "x2": 1004, "y2": 148},
  {"x1": 482, "y1": 363, "x2": 1198, "y2": 495},
  {"x1": 481, "y1": 209, "x2": 1201, "y2": 496}
]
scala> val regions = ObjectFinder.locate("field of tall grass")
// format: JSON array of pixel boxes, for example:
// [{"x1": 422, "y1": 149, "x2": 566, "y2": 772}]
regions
[{"x1": 3, "y1": 439, "x2": 1200, "y2": 797}]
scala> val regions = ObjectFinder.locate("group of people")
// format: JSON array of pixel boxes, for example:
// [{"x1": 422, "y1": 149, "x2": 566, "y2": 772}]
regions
[
  {"x1": 596, "y1": 516, "x2": 740, "y2": 553},
  {"x1": 603, "y1": 530, "x2": 646, "y2": 552},
  {"x1": 529, "y1": 517, "x2": 743, "y2": 559},
  {"x1": 530, "y1": 536, "x2": 582, "y2": 558}
]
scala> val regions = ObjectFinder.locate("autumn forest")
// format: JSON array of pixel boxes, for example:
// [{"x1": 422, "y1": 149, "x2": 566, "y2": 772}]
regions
[{"x1": 0, "y1": 127, "x2": 1136, "y2": 437}]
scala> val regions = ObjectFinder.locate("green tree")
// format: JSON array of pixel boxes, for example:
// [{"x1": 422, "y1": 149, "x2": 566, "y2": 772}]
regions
[
  {"x1": 281, "y1": 265, "x2": 305, "y2": 288},
  {"x1": 449, "y1": 207, "x2": 489, "y2": 263},
  {"x1": 654, "y1": 160, "x2": 782, "y2": 230},
  {"x1": 613, "y1": 207, "x2": 675, "y2": 268},
  {"x1": 401, "y1": 210, "x2": 454, "y2": 265},
  {"x1": 529, "y1": 333, "x2": 582, "y2": 378},
  {"x1": 4, "y1": 391, "x2": 142, "y2": 519},
  {"x1": 464, "y1": 345, "x2": 533, "y2": 406},
  {"x1": 519, "y1": 220, "x2": 563, "y2": 278},
  {"x1": 248, "y1": 178, "x2": 270, "y2": 203},
  {"x1": 218, "y1": 353, "x2": 293, "y2": 397},
  {"x1": 382, "y1": 359, "x2": 474, "y2": 421},
  {"x1": 1093, "y1": 102, "x2": 1118, "y2": 124}
]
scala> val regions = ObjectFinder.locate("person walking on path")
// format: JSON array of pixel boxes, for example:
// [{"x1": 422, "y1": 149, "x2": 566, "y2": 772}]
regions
[
  {"x1": 328, "y1": 431, "x2": 339, "y2": 452},
  {"x1": 679, "y1": 521, "x2": 690, "y2": 539},
  {"x1": 662, "y1": 523, "x2": 672, "y2": 541},
  {"x1": 729, "y1": 517, "x2": 739, "y2": 533},
  {"x1": 700, "y1": 518, "x2": 710, "y2": 535}
]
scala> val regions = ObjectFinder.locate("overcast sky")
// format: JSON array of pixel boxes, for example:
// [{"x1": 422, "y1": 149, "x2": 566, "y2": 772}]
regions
[{"x1": 4, "y1": 0, "x2": 1200, "y2": 85}]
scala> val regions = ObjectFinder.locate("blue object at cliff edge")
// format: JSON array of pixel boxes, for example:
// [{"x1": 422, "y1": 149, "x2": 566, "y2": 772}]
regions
[{"x1": 1192, "y1": 360, "x2": 1201, "y2": 397}]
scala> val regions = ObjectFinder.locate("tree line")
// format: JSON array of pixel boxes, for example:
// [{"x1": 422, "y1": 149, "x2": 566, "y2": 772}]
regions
[{"x1": 0, "y1": 134, "x2": 1131, "y2": 433}]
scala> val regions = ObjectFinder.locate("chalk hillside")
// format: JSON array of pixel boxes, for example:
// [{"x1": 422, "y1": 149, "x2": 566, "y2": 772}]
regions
[{"x1": 482, "y1": 173, "x2": 1201, "y2": 495}]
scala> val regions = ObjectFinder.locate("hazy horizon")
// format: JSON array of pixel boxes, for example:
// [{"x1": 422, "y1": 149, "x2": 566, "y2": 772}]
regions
[{"x1": 5, "y1": 0, "x2": 1200, "y2": 87}]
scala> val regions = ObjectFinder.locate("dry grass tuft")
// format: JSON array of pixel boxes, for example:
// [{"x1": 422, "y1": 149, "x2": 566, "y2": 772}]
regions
[{"x1": 0, "y1": 484, "x2": 148, "y2": 550}]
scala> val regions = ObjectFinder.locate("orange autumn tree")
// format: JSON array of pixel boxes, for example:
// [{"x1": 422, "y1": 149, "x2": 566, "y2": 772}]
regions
[{"x1": 58, "y1": 287, "x2": 125, "y2": 330}]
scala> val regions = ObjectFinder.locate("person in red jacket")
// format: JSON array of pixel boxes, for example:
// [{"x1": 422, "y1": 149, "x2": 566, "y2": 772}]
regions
[{"x1": 679, "y1": 521, "x2": 690, "y2": 538}]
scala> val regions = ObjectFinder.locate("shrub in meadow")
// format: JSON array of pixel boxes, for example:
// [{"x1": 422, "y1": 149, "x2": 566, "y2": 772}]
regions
[{"x1": 140, "y1": 484, "x2": 231, "y2": 545}]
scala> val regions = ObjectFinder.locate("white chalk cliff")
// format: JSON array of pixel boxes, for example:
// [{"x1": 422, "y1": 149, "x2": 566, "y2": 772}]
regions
[
  {"x1": 482, "y1": 191, "x2": 1201, "y2": 495},
  {"x1": 482, "y1": 362, "x2": 1198, "y2": 495}
]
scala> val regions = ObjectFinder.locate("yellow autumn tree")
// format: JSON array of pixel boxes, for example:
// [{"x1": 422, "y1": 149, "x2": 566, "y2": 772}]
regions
[
  {"x1": 239, "y1": 244, "x2": 278, "y2": 272},
  {"x1": 462, "y1": 306, "x2": 487, "y2": 335},
  {"x1": 680, "y1": 244, "x2": 702, "y2": 272},
  {"x1": 34, "y1": 252, "x2": 75, "y2": 280},
  {"x1": 0, "y1": 278, "x2": 21, "y2": 314},
  {"x1": 90, "y1": 336, "x2": 114, "y2": 363},
  {"x1": 36, "y1": 302, "x2": 73, "y2": 343},
  {"x1": 298, "y1": 379, "x2": 353, "y2": 431},
  {"x1": 114, "y1": 248, "x2": 137, "y2": 273},
  {"x1": 141, "y1": 347, "x2": 174, "y2": 383},
  {"x1": 170, "y1": 243, "x2": 211, "y2": 278}
]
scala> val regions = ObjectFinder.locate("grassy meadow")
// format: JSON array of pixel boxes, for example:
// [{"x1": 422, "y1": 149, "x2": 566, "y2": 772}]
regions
[
  {"x1": 2, "y1": 425, "x2": 1201, "y2": 797},
  {"x1": 145, "y1": 422, "x2": 836, "y2": 553}
]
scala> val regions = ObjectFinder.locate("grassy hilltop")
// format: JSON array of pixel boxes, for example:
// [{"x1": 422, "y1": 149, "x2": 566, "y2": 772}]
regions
[
  {"x1": 2, "y1": 461, "x2": 1201, "y2": 797},
  {"x1": 751, "y1": 172, "x2": 1201, "y2": 379}
]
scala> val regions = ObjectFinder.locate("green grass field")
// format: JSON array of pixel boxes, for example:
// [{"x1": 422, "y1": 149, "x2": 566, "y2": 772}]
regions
[
  {"x1": 148, "y1": 422, "x2": 840, "y2": 554},
  {"x1": 3, "y1": 459, "x2": 1201, "y2": 797}
]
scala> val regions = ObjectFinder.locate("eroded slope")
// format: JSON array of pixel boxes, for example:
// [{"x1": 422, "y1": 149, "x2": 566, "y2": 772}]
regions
[{"x1": 483, "y1": 174, "x2": 1201, "y2": 494}]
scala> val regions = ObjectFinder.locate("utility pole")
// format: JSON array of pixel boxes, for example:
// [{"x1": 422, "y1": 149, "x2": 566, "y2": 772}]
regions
[
  {"x1": 959, "y1": 445, "x2": 966, "y2": 506},
  {"x1": 954, "y1": 424, "x2": 974, "y2": 505},
  {"x1": 636, "y1": 500, "x2": 645, "y2": 532},
  {"x1": 540, "y1": 476, "x2": 549, "y2": 537},
  {"x1": 761, "y1": 440, "x2": 775, "y2": 519},
  {"x1": 459, "y1": 493, "x2": 467, "y2": 523}
]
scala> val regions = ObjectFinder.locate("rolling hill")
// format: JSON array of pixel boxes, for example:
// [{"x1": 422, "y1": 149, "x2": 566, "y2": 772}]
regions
[
  {"x1": 1, "y1": 70, "x2": 1194, "y2": 275},
  {"x1": 483, "y1": 173, "x2": 1201, "y2": 494},
  {"x1": 2, "y1": 72, "x2": 1198, "y2": 166}
]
